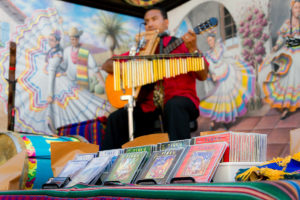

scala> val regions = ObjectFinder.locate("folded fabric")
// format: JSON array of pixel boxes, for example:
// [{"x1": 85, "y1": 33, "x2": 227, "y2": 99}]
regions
[{"x1": 236, "y1": 152, "x2": 300, "y2": 181}]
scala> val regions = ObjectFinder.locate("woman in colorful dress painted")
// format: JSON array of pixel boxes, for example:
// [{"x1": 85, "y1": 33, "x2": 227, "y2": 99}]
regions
[
  {"x1": 45, "y1": 30, "x2": 110, "y2": 133},
  {"x1": 7, "y1": 8, "x2": 110, "y2": 135},
  {"x1": 199, "y1": 32, "x2": 255, "y2": 130},
  {"x1": 261, "y1": 0, "x2": 300, "y2": 119}
]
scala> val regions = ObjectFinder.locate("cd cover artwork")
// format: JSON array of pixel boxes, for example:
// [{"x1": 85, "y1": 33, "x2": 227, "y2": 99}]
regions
[
  {"x1": 136, "y1": 148, "x2": 185, "y2": 184},
  {"x1": 105, "y1": 151, "x2": 147, "y2": 184},
  {"x1": 173, "y1": 142, "x2": 227, "y2": 182}
]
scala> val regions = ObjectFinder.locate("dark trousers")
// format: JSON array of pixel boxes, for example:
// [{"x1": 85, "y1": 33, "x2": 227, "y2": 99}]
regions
[{"x1": 102, "y1": 96, "x2": 199, "y2": 150}]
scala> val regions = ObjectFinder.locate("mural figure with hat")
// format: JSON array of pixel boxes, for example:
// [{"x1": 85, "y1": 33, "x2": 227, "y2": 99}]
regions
[
  {"x1": 260, "y1": 0, "x2": 300, "y2": 120},
  {"x1": 199, "y1": 30, "x2": 255, "y2": 130},
  {"x1": 63, "y1": 26, "x2": 105, "y2": 92},
  {"x1": 0, "y1": 8, "x2": 111, "y2": 135},
  {"x1": 46, "y1": 29, "x2": 111, "y2": 134}
]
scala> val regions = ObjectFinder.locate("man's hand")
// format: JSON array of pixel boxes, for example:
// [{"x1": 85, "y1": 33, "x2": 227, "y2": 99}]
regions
[
  {"x1": 101, "y1": 58, "x2": 114, "y2": 74},
  {"x1": 182, "y1": 30, "x2": 198, "y2": 53}
]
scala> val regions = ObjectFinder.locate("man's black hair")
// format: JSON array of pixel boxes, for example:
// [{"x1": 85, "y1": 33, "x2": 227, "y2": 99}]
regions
[{"x1": 145, "y1": 7, "x2": 168, "y2": 19}]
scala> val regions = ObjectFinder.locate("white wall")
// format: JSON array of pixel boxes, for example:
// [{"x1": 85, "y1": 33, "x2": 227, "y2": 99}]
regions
[
  {"x1": 0, "y1": 13, "x2": 19, "y2": 36},
  {"x1": 168, "y1": 0, "x2": 269, "y2": 35},
  {"x1": 0, "y1": 2, "x2": 24, "y2": 45},
  {"x1": 167, "y1": 0, "x2": 272, "y2": 60}
]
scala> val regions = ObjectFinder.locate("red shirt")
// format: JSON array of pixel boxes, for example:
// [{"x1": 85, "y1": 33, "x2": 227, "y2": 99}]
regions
[
  {"x1": 116, "y1": 36, "x2": 209, "y2": 113},
  {"x1": 139, "y1": 36, "x2": 209, "y2": 112}
]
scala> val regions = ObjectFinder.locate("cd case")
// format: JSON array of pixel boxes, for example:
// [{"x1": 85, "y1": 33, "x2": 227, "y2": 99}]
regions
[
  {"x1": 65, "y1": 156, "x2": 111, "y2": 187},
  {"x1": 104, "y1": 151, "x2": 148, "y2": 184},
  {"x1": 172, "y1": 142, "x2": 227, "y2": 183},
  {"x1": 136, "y1": 148, "x2": 185, "y2": 185},
  {"x1": 58, "y1": 160, "x2": 89, "y2": 179}
]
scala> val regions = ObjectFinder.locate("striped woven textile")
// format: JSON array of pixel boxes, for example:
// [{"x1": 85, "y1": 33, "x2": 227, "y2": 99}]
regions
[
  {"x1": 57, "y1": 116, "x2": 107, "y2": 146},
  {"x1": 0, "y1": 181, "x2": 299, "y2": 199},
  {"x1": 76, "y1": 48, "x2": 89, "y2": 89}
]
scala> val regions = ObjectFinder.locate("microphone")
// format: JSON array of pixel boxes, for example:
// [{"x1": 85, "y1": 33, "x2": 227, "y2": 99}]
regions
[{"x1": 135, "y1": 22, "x2": 146, "y2": 54}]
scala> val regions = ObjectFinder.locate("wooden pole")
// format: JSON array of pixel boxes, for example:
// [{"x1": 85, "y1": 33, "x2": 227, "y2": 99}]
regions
[{"x1": 7, "y1": 41, "x2": 16, "y2": 131}]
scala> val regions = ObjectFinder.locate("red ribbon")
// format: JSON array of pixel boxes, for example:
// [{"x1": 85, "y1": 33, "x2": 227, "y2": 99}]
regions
[{"x1": 9, "y1": 66, "x2": 16, "y2": 71}]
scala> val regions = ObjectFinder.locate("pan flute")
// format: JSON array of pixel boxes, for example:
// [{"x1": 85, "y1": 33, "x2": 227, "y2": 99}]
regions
[{"x1": 112, "y1": 53, "x2": 204, "y2": 91}]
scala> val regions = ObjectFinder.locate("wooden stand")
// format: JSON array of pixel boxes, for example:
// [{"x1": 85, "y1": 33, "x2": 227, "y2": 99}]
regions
[
  {"x1": 122, "y1": 133, "x2": 169, "y2": 148},
  {"x1": 7, "y1": 42, "x2": 16, "y2": 131}
]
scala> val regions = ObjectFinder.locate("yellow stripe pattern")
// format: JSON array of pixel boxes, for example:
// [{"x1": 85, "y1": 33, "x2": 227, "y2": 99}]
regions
[{"x1": 113, "y1": 56, "x2": 204, "y2": 91}]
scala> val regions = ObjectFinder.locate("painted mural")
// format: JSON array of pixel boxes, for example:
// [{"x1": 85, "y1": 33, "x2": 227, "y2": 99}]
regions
[
  {"x1": 0, "y1": 0, "x2": 299, "y2": 155},
  {"x1": 259, "y1": 0, "x2": 300, "y2": 120},
  {"x1": 172, "y1": 0, "x2": 300, "y2": 132},
  {"x1": 0, "y1": 0, "x2": 143, "y2": 134}
]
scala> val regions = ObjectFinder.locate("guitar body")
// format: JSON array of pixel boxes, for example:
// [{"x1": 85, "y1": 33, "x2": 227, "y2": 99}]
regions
[
  {"x1": 106, "y1": 30, "x2": 159, "y2": 108},
  {"x1": 105, "y1": 74, "x2": 140, "y2": 108}
]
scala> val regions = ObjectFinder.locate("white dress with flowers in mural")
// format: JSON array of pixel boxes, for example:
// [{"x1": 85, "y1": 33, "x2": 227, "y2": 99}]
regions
[
  {"x1": 199, "y1": 39, "x2": 255, "y2": 123},
  {"x1": 260, "y1": 20, "x2": 300, "y2": 112}
]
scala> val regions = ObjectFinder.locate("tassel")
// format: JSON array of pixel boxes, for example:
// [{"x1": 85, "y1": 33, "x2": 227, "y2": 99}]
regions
[
  {"x1": 292, "y1": 152, "x2": 300, "y2": 161},
  {"x1": 259, "y1": 168, "x2": 286, "y2": 180},
  {"x1": 263, "y1": 155, "x2": 292, "y2": 169},
  {"x1": 235, "y1": 166, "x2": 260, "y2": 181},
  {"x1": 266, "y1": 156, "x2": 292, "y2": 171}
]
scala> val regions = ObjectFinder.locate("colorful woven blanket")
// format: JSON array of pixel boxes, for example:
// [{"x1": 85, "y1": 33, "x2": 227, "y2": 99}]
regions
[
  {"x1": 57, "y1": 116, "x2": 107, "y2": 146},
  {"x1": 0, "y1": 181, "x2": 299, "y2": 199}
]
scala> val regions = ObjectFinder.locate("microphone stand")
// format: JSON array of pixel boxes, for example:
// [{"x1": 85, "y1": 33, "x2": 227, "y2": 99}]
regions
[
  {"x1": 121, "y1": 46, "x2": 139, "y2": 141},
  {"x1": 122, "y1": 22, "x2": 145, "y2": 141}
]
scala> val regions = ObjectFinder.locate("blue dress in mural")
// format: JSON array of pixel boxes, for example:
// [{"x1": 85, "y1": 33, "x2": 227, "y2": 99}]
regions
[
  {"x1": 199, "y1": 39, "x2": 255, "y2": 123},
  {"x1": 0, "y1": 8, "x2": 110, "y2": 134}
]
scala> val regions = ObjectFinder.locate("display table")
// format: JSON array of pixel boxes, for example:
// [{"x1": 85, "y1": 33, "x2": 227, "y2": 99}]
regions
[{"x1": 0, "y1": 181, "x2": 299, "y2": 200}]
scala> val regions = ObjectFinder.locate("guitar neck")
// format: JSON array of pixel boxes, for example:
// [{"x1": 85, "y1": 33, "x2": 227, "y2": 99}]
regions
[
  {"x1": 162, "y1": 37, "x2": 184, "y2": 54},
  {"x1": 163, "y1": 25, "x2": 201, "y2": 54},
  {"x1": 162, "y1": 27, "x2": 198, "y2": 54},
  {"x1": 162, "y1": 17, "x2": 218, "y2": 54}
]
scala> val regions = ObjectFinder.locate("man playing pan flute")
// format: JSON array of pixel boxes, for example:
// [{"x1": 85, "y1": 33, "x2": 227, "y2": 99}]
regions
[{"x1": 101, "y1": 7, "x2": 209, "y2": 150}]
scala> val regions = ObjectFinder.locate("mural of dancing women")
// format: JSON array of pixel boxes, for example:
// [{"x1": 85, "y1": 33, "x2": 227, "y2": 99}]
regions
[
  {"x1": 0, "y1": 8, "x2": 110, "y2": 135},
  {"x1": 199, "y1": 32, "x2": 255, "y2": 129},
  {"x1": 260, "y1": 0, "x2": 300, "y2": 120}
]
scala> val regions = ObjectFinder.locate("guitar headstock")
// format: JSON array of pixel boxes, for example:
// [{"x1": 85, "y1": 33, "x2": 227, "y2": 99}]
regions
[{"x1": 193, "y1": 17, "x2": 218, "y2": 35}]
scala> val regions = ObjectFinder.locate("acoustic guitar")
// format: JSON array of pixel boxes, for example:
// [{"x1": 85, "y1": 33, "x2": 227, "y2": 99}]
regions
[
  {"x1": 105, "y1": 17, "x2": 218, "y2": 108},
  {"x1": 105, "y1": 30, "x2": 160, "y2": 108}
]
